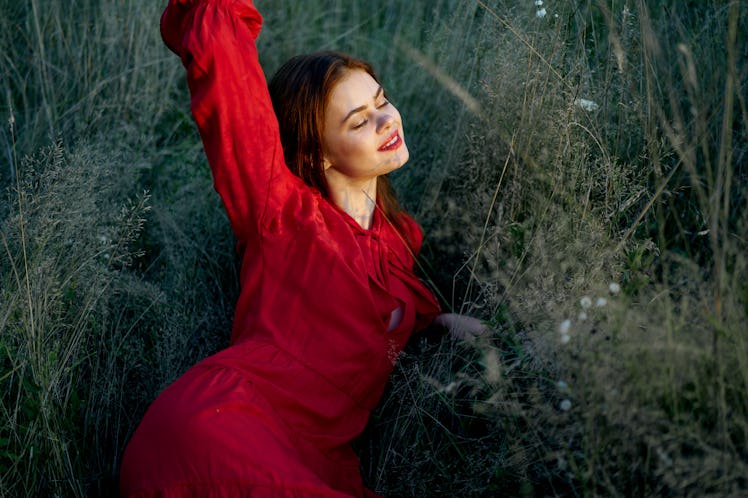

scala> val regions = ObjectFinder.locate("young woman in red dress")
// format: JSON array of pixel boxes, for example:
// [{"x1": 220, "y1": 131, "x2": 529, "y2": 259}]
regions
[{"x1": 120, "y1": 1, "x2": 487, "y2": 496}]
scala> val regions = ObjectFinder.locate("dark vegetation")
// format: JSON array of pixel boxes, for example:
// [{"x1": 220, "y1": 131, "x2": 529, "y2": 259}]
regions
[{"x1": 1, "y1": 1, "x2": 746, "y2": 496}]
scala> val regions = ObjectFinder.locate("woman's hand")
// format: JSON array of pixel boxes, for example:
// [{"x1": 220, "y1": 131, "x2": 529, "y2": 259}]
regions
[{"x1": 432, "y1": 313, "x2": 491, "y2": 340}]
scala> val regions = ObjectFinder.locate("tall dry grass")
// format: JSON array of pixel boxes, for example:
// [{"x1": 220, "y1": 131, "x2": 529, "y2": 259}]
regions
[
  {"x1": 1, "y1": 0, "x2": 237, "y2": 495},
  {"x1": 359, "y1": 1, "x2": 748, "y2": 496},
  {"x1": 1, "y1": 0, "x2": 746, "y2": 496}
]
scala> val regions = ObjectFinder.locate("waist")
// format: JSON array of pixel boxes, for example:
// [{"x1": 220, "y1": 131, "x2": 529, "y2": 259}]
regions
[{"x1": 202, "y1": 340, "x2": 377, "y2": 450}]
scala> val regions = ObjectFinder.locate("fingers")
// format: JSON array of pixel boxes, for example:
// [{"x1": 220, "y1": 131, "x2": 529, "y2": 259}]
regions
[{"x1": 448, "y1": 314, "x2": 491, "y2": 340}]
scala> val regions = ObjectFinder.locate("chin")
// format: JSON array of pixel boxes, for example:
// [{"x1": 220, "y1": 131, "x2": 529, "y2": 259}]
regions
[
  {"x1": 376, "y1": 145, "x2": 409, "y2": 175},
  {"x1": 388, "y1": 156, "x2": 408, "y2": 174},
  {"x1": 395, "y1": 146, "x2": 410, "y2": 168}
]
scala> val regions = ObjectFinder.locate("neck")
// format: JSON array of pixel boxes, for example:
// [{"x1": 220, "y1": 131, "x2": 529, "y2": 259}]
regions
[{"x1": 326, "y1": 176, "x2": 377, "y2": 229}]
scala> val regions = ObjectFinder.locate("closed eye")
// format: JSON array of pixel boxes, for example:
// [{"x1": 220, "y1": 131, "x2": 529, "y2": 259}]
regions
[{"x1": 352, "y1": 100, "x2": 390, "y2": 129}]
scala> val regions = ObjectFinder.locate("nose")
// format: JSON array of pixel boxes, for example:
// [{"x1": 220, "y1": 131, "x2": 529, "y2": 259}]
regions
[{"x1": 376, "y1": 110, "x2": 395, "y2": 133}]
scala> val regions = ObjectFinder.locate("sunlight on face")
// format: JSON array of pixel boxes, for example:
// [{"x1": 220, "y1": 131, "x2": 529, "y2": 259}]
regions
[{"x1": 322, "y1": 70, "x2": 409, "y2": 185}]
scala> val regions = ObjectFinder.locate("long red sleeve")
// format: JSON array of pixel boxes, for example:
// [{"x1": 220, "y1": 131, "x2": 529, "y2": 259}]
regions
[{"x1": 161, "y1": 0, "x2": 296, "y2": 243}]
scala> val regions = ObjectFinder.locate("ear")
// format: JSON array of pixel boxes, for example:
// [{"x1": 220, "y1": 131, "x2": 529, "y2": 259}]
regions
[{"x1": 322, "y1": 156, "x2": 332, "y2": 170}]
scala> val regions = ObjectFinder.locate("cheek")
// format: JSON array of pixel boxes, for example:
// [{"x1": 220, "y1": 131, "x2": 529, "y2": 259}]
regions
[
  {"x1": 322, "y1": 134, "x2": 347, "y2": 163},
  {"x1": 323, "y1": 134, "x2": 366, "y2": 170},
  {"x1": 337, "y1": 135, "x2": 367, "y2": 158},
  {"x1": 392, "y1": 106, "x2": 404, "y2": 125}
]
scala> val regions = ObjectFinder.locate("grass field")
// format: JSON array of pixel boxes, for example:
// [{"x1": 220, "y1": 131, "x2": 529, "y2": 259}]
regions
[{"x1": 1, "y1": 0, "x2": 747, "y2": 496}]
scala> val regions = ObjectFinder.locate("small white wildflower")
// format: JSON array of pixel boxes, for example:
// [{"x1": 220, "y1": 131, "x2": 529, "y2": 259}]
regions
[
  {"x1": 574, "y1": 98, "x2": 599, "y2": 111},
  {"x1": 609, "y1": 282, "x2": 621, "y2": 295},
  {"x1": 536, "y1": 7, "x2": 547, "y2": 18},
  {"x1": 560, "y1": 333, "x2": 570, "y2": 344},
  {"x1": 98, "y1": 234, "x2": 108, "y2": 244},
  {"x1": 559, "y1": 399, "x2": 572, "y2": 411},
  {"x1": 534, "y1": 0, "x2": 543, "y2": 5},
  {"x1": 556, "y1": 380, "x2": 569, "y2": 391},
  {"x1": 103, "y1": 253, "x2": 110, "y2": 260},
  {"x1": 578, "y1": 311, "x2": 588, "y2": 321},
  {"x1": 580, "y1": 296, "x2": 592, "y2": 309},
  {"x1": 595, "y1": 297, "x2": 608, "y2": 308},
  {"x1": 558, "y1": 319, "x2": 571, "y2": 335}
]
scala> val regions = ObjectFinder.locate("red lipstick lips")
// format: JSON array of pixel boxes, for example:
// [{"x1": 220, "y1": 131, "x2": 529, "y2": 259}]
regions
[{"x1": 378, "y1": 131, "x2": 402, "y2": 151}]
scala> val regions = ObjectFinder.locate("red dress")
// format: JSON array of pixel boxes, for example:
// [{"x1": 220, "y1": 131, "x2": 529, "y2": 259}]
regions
[{"x1": 119, "y1": 1, "x2": 440, "y2": 496}]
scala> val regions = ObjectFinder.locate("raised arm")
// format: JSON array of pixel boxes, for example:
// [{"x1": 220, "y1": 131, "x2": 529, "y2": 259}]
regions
[{"x1": 161, "y1": 0, "x2": 294, "y2": 242}]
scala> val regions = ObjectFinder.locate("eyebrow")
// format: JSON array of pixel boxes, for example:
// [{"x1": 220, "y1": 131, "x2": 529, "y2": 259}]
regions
[{"x1": 341, "y1": 86, "x2": 384, "y2": 124}]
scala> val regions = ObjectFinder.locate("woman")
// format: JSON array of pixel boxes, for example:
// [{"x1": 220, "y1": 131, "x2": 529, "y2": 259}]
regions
[{"x1": 120, "y1": 1, "x2": 486, "y2": 496}]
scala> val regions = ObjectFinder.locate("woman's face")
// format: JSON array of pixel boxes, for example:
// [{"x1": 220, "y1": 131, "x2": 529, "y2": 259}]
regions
[{"x1": 321, "y1": 70, "x2": 409, "y2": 184}]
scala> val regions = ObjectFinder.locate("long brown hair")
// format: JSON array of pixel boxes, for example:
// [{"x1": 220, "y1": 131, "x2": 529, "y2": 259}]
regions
[{"x1": 268, "y1": 51, "x2": 412, "y2": 245}]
